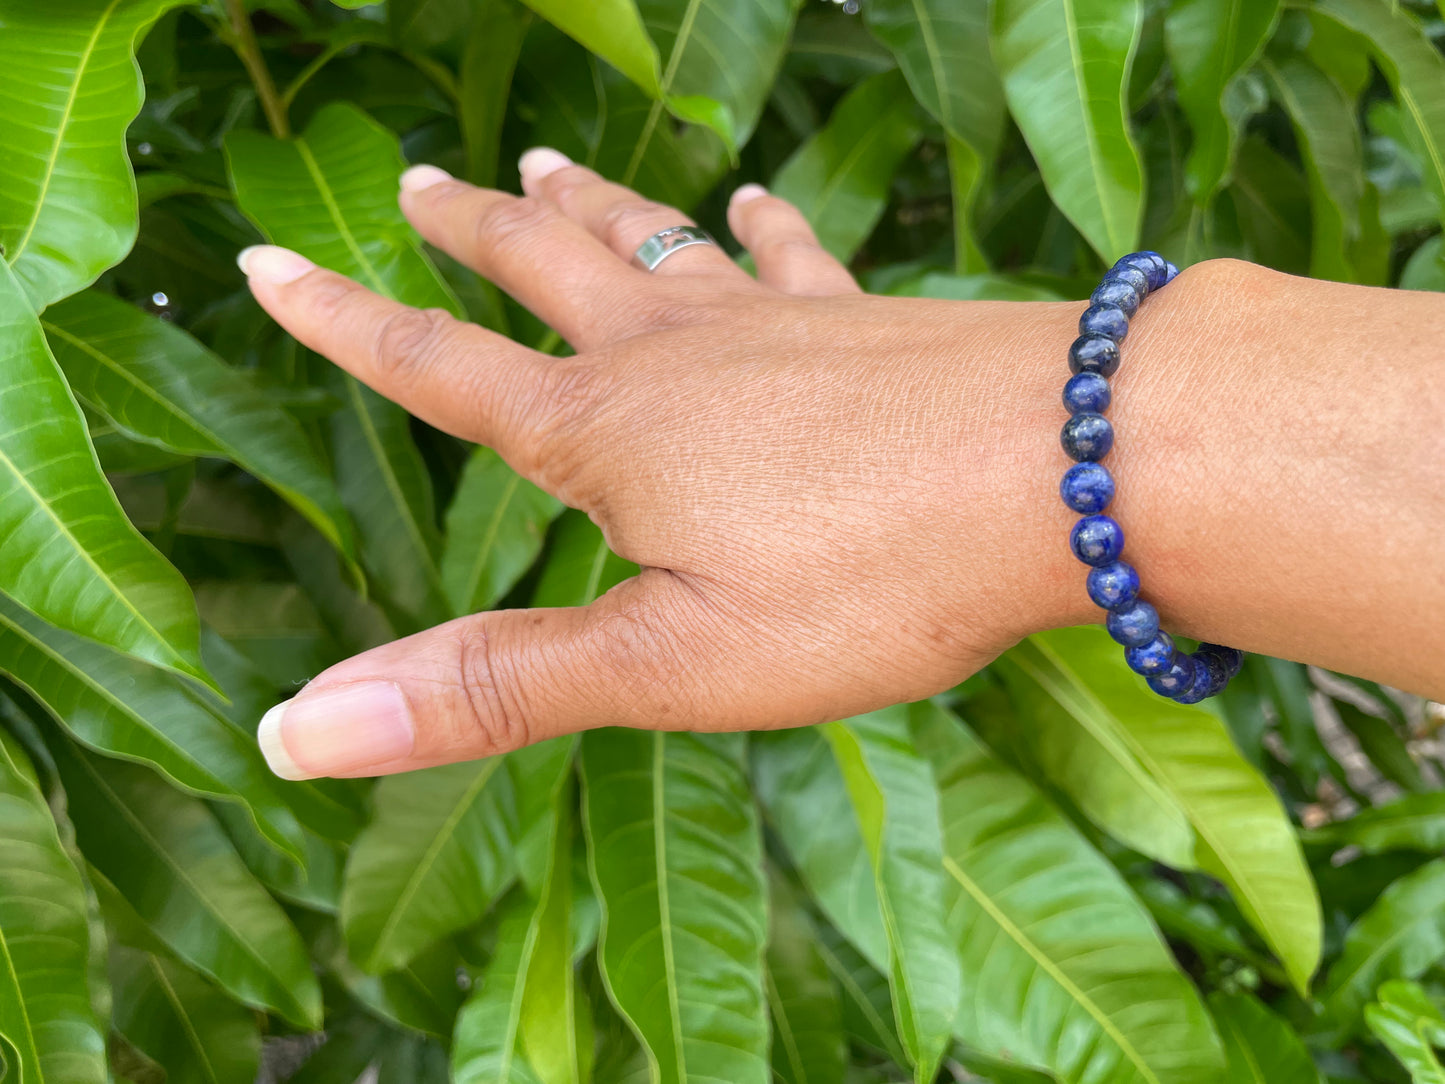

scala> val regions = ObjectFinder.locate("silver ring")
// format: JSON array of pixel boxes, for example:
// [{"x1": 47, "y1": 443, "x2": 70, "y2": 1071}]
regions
[{"x1": 633, "y1": 225, "x2": 716, "y2": 271}]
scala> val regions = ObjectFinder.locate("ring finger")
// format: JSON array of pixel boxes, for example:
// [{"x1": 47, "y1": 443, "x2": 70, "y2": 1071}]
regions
[{"x1": 519, "y1": 148, "x2": 750, "y2": 281}]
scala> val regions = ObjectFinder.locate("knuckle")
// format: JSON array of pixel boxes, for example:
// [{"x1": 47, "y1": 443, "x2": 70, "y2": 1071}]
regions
[
  {"x1": 589, "y1": 595, "x2": 687, "y2": 719},
  {"x1": 635, "y1": 287, "x2": 713, "y2": 331},
  {"x1": 474, "y1": 195, "x2": 556, "y2": 253},
  {"x1": 514, "y1": 359, "x2": 609, "y2": 484},
  {"x1": 599, "y1": 199, "x2": 672, "y2": 247},
  {"x1": 371, "y1": 307, "x2": 454, "y2": 377},
  {"x1": 453, "y1": 621, "x2": 534, "y2": 757}
]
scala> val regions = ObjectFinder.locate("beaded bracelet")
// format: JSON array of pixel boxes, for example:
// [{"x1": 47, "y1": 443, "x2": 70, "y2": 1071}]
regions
[{"x1": 1059, "y1": 251, "x2": 1243, "y2": 703}]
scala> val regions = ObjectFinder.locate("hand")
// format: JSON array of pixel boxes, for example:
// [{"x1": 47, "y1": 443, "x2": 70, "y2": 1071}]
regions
[{"x1": 240, "y1": 148, "x2": 1091, "y2": 779}]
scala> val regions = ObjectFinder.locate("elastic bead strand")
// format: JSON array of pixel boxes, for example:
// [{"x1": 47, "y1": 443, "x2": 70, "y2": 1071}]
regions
[{"x1": 1059, "y1": 253, "x2": 1242, "y2": 701}]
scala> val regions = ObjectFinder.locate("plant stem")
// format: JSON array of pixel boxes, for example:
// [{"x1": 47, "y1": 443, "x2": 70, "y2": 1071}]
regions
[{"x1": 222, "y1": 0, "x2": 291, "y2": 139}]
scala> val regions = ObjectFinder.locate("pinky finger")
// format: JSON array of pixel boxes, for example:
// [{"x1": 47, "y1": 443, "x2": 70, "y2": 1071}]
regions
[{"x1": 727, "y1": 185, "x2": 861, "y2": 297}]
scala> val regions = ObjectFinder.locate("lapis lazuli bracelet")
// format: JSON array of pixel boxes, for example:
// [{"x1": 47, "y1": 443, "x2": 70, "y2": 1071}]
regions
[{"x1": 1060, "y1": 252, "x2": 1243, "y2": 703}]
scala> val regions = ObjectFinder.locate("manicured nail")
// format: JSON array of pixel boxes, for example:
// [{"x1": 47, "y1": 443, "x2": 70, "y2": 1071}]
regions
[
  {"x1": 237, "y1": 245, "x2": 315, "y2": 285},
  {"x1": 257, "y1": 682, "x2": 416, "y2": 780},
  {"x1": 400, "y1": 163, "x2": 453, "y2": 193},
  {"x1": 518, "y1": 146, "x2": 572, "y2": 186},
  {"x1": 731, "y1": 183, "x2": 768, "y2": 205}
]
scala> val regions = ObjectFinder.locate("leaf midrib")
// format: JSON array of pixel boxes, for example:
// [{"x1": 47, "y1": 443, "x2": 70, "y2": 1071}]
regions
[
  {"x1": 624, "y1": 0, "x2": 706, "y2": 184},
  {"x1": 148, "y1": 954, "x2": 223, "y2": 1084},
  {"x1": 0, "y1": 923, "x2": 42, "y2": 1079},
  {"x1": 71, "y1": 752, "x2": 308, "y2": 1022},
  {"x1": 943, "y1": 854, "x2": 1162, "y2": 1084},
  {"x1": 8, "y1": 0, "x2": 122, "y2": 268},
  {"x1": 652, "y1": 731, "x2": 688, "y2": 1081},
  {"x1": 458, "y1": 471, "x2": 522, "y2": 612},
  {"x1": 364, "y1": 758, "x2": 505, "y2": 970}
]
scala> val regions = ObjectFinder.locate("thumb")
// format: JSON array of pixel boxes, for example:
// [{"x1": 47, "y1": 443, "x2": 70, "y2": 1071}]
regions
[{"x1": 256, "y1": 572, "x2": 694, "y2": 779}]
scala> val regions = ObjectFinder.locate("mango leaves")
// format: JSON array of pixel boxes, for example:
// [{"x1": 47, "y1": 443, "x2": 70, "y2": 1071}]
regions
[
  {"x1": 0, "y1": 731, "x2": 107, "y2": 1084},
  {"x1": 991, "y1": 0, "x2": 1145, "y2": 260},
  {"x1": 1367, "y1": 981, "x2": 1445, "y2": 1083},
  {"x1": 0, "y1": 262, "x2": 205, "y2": 680},
  {"x1": 0, "y1": 0, "x2": 188, "y2": 309},
  {"x1": 917, "y1": 705, "x2": 1224, "y2": 1084},
  {"x1": 997, "y1": 627, "x2": 1321, "y2": 994},
  {"x1": 581, "y1": 729, "x2": 769, "y2": 1084}
]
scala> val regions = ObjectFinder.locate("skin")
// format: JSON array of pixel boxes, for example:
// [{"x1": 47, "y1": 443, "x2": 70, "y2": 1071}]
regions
[{"x1": 241, "y1": 150, "x2": 1445, "y2": 780}]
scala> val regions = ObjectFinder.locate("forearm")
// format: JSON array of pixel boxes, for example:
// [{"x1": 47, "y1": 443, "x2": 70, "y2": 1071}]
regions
[{"x1": 1005, "y1": 259, "x2": 1445, "y2": 699}]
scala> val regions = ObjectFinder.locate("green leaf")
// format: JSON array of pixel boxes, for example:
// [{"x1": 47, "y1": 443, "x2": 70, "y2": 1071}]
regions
[
  {"x1": 812, "y1": 924, "x2": 907, "y2": 1067},
  {"x1": 110, "y1": 946, "x2": 261, "y2": 1084},
  {"x1": 0, "y1": 0, "x2": 189, "y2": 309},
  {"x1": 341, "y1": 757, "x2": 517, "y2": 973},
  {"x1": 991, "y1": 0, "x2": 1145, "y2": 260},
  {"x1": 532, "y1": 511, "x2": 636, "y2": 609},
  {"x1": 766, "y1": 875, "x2": 848, "y2": 1084},
  {"x1": 820, "y1": 710, "x2": 960, "y2": 1081},
  {"x1": 1000, "y1": 627, "x2": 1321, "y2": 995},
  {"x1": 518, "y1": 0, "x2": 662, "y2": 97},
  {"x1": 324, "y1": 932, "x2": 464, "y2": 1039},
  {"x1": 1313, "y1": 0, "x2": 1445, "y2": 238},
  {"x1": 1164, "y1": 0, "x2": 1282, "y2": 203},
  {"x1": 51, "y1": 741, "x2": 322, "y2": 1029},
  {"x1": 442, "y1": 446, "x2": 564, "y2": 617},
  {"x1": 226, "y1": 101, "x2": 460, "y2": 631},
  {"x1": 1322, "y1": 857, "x2": 1445, "y2": 1027},
  {"x1": 0, "y1": 257, "x2": 205, "y2": 682},
  {"x1": 581, "y1": 730, "x2": 769, "y2": 1084},
  {"x1": 0, "y1": 731, "x2": 107, "y2": 1084},
  {"x1": 453, "y1": 775, "x2": 587, "y2": 1084},
  {"x1": 1208, "y1": 993, "x2": 1321, "y2": 1084},
  {"x1": 770, "y1": 72, "x2": 923, "y2": 264},
  {"x1": 452, "y1": 893, "x2": 547, "y2": 1084},
  {"x1": 916, "y1": 702, "x2": 1225, "y2": 1084},
  {"x1": 459, "y1": 0, "x2": 533, "y2": 188},
  {"x1": 0, "y1": 592, "x2": 307, "y2": 865},
  {"x1": 1260, "y1": 54, "x2": 1366, "y2": 282},
  {"x1": 1305, "y1": 793, "x2": 1445, "y2": 855},
  {"x1": 621, "y1": 0, "x2": 796, "y2": 182},
  {"x1": 1367, "y1": 981, "x2": 1445, "y2": 1084},
  {"x1": 42, "y1": 291, "x2": 358, "y2": 570}
]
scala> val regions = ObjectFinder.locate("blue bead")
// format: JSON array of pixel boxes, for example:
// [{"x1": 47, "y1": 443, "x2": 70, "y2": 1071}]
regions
[
  {"x1": 1069, "y1": 335, "x2": 1121, "y2": 377},
  {"x1": 1147, "y1": 652, "x2": 1194, "y2": 696},
  {"x1": 1117, "y1": 251, "x2": 1168, "y2": 291},
  {"x1": 1199, "y1": 642, "x2": 1244, "y2": 678},
  {"x1": 1079, "y1": 303, "x2": 1129, "y2": 341},
  {"x1": 1163, "y1": 260, "x2": 1180, "y2": 284},
  {"x1": 1091, "y1": 278, "x2": 1141, "y2": 318},
  {"x1": 1070, "y1": 515, "x2": 1125, "y2": 567},
  {"x1": 1196, "y1": 651, "x2": 1231, "y2": 697},
  {"x1": 1106, "y1": 599, "x2": 1159, "y2": 646},
  {"x1": 1125, "y1": 631, "x2": 1176, "y2": 675},
  {"x1": 1059, "y1": 462, "x2": 1114, "y2": 513},
  {"x1": 1086, "y1": 560, "x2": 1139, "y2": 609},
  {"x1": 1063, "y1": 371, "x2": 1111, "y2": 414},
  {"x1": 1172, "y1": 656, "x2": 1212, "y2": 704},
  {"x1": 1061, "y1": 412, "x2": 1113, "y2": 461}
]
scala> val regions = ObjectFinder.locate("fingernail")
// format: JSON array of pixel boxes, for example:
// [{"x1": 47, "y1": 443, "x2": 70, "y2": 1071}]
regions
[
  {"x1": 518, "y1": 146, "x2": 572, "y2": 185},
  {"x1": 731, "y1": 183, "x2": 768, "y2": 206},
  {"x1": 400, "y1": 163, "x2": 453, "y2": 193},
  {"x1": 257, "y1": 682, "x2": 416, "y2": 780},
  {"x1": 237, "y1": 245, "x2": 315, "y2": 285}
]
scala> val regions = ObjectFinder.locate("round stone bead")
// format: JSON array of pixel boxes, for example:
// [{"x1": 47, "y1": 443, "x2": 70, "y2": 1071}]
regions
[
  {"x1": 1125, "y1": 631, "x2": 1176, "y2": 676},
  {"x1": 1063, "y1": 371, "x2": 1111, "y2": 414},
  {"x1": 1146, "y1": 652, "x2": 1195, "y2": 696},
  {"x1": 1199, "y1": 642, "x2": 1244, "y2": 678},
  {"x1": 1070, "y1": 515, "x2": 1125, "y2": 567},
  {"x1": 1079, "y1": 303, "x2": 1129, "y2": 341},
  {"x1": 1106, "y1": 599, "x2": 1159, "y2": 647},
  {"x1": 1118, "y1": 251, "x2": 1168, "y2": 291},
  {"x1": 1068, "y1": 335, "x2": 1121, "y2": 377},
  {"x1": 1059, "y1": 462, "x2": 1114, "y2": 514},
  {"x1": 1090, "y1": 278, "x2": 1141, "y2": 318},
  {"x1": 1086, "y1": 560, "x2": 1139, "y2": 610},
  {"x1": 1172, "y1": 656, "x2": 1212, "y2": 704},
  {"x1": 1196, "y1": 651, "x2": 1231, "y2": 697},
  {"x1": 1163, "y1": 260, "x2": 1180, "y2": 284},
  {"x1": 1061, "y1": 412, "x2": 1114, "y2": 462}
]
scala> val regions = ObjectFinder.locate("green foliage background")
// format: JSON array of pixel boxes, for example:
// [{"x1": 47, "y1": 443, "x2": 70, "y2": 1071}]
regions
[{"x1": 0, "y1": 0, "x2": 1442, "y2": 1081}]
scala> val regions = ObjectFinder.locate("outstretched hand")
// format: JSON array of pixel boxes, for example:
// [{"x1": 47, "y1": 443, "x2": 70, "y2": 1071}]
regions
[{"x1": 242, "y1": 148, "x2": 1097, "y2": 779}]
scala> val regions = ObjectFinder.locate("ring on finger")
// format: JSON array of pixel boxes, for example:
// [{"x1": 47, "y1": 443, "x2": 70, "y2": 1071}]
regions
[{"x1": 633, "y1": 225, "x2": 716, "y2": 272}]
